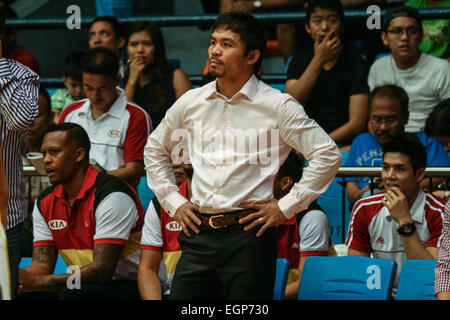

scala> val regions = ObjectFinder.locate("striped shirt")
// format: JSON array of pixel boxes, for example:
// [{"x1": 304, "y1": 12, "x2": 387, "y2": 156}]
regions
[
  {"x1": 0, "y1": 58, "x2": 39, "y2": 230},
  {"x1": 435, "y1": 200, "x2": 450, "y2": 295}
]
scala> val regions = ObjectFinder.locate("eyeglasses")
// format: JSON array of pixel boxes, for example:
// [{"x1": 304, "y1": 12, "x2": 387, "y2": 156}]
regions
[
  {"x1": 386, "y1": 27, "x2": 420, "y2": 38},
  {"x1": 370, "y1": 116, "x2": 399, "y2": 126}
]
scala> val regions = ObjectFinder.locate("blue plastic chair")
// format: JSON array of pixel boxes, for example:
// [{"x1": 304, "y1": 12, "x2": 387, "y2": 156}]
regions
[
  {"x1": 396, "y1": 259, "x2": 437, "y2": 300},
  {"x1": 298, "y1": 256, "x2": 397, "y2": 300},
  {"x1": 19, "y1": 256, "x2": 69, "y2": 275},
  {"x1": 273, "y1": 258, "x2": 290, "y2": 300}
]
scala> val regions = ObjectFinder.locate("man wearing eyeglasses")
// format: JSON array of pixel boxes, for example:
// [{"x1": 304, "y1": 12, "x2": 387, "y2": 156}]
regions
[
  {"x1": 343, "y1": 85, "x2": 450, "y2": 205},
  {"x1": 368, "y1": 6, "x2": 450, "y2": 133}
]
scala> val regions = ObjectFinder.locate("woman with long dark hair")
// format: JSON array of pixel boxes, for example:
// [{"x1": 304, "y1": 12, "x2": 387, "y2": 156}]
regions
[{"x1": 124, "y1": 21, "x2": 192, "y2": 129}]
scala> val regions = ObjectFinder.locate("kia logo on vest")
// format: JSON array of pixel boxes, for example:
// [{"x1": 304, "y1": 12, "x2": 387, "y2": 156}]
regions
[
  {"x1": 48, "y1": 219, "x2": 67, "y2": 230},
  {"x1": 108, "y1": 130, "x2": 121, "y2": 138},
  {"x1": 166, "y1": 221, "x2": 182, "y2": 232}
]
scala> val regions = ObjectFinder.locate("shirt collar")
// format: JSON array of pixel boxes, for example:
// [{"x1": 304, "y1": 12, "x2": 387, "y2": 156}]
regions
[
  {"x1": 79, "y1": 87, "x2": 127, "y2": 119},
  {"x1": 206, "y1": 74, "x2": 259, "y2": 103},
  {"x1": 54, "y1": 166, "x2": 99, "y2": 201}
]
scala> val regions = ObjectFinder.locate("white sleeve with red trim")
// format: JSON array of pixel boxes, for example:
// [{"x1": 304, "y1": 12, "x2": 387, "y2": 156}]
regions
[
  {"x1": 345, "y1": 199, "x2": 374, "y2": 254},
  {"x1": 93, "y1": 192, "x2": 138, "y2": 245},
  {"x1": 123, "y1": 105, "x2": 152, "y2": 163},
  {"x1": 32, "y1": 201, "x2": 55, "y2": 245},
  {"x1": 298, "y1": 210, "x2": 330, "y2": 256},
  {"x1": 141, "y1": 201, "x2": 163, "y2": 250}
]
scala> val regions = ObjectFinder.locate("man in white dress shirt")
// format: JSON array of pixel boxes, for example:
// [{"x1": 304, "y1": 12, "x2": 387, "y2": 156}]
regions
[{"x1": 144, "y1": 12, "x2": 342, "y2": 299}]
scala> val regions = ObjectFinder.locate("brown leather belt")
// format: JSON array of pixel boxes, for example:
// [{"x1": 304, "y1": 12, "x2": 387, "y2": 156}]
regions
[{"x1": 194, "y1": 208, "x2": 257, "y2": 229}]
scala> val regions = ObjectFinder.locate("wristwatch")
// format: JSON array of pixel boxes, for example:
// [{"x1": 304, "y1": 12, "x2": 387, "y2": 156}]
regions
[
  {"x1": 254, "y1": 0, "x2": 262, "y2": 8},
  {"x1": 397, "y1": 222, "x2": 416, "y2": 236}
]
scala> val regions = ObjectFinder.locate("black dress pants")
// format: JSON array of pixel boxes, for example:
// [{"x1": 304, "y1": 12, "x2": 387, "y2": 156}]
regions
[{"x1": 170, "y1": 223, "x2": 277, "y2": 300}]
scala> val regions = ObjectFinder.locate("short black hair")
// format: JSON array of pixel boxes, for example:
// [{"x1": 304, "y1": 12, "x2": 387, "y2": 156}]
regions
[
  {"x1": 63, "y1": 51, "x2": 86, "y2": 81},
  {"x1": 212, "y1": 12, "x2": 267, "y2": 74},
  {"x1": 382, "y1": 133, "x2": 427, "y2": 173},
  {"x1": 89, "y1": 16, "x2": 124, "y2": 39},
  {"x1": 39, "y1": 85, "x2": 52, "y2": 117},
  {"x1": 45, "y1": 123, "x2": 91, "y2": 162},
  {"x1": 369, "y1": 84, "x2": 409, "y2": 118},
  {"x1": 306, "y1": 0, "x2": 345, "y2": 25},
  {"x1": 382, "y1": 6, "x2": 423, "y2": 33},
  {"x1": 277, "y1": 151, "x2": 305, "y2": 183},
  {"x1": 81, "y1": 47, "x2": 119, "y2": 80},
  {"x1": 425, "y1": 98, "x2": 450, "y2": 138}
]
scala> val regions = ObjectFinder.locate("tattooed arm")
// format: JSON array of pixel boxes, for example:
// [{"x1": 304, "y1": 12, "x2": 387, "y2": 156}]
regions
[{"x1": 19, "y1": 243, "x2": 124, "y2": 292}]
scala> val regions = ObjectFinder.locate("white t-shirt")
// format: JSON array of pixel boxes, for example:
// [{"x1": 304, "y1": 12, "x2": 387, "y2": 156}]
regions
[{"x1": 368, "y1": 53, "x2": 450, "y2": 132}]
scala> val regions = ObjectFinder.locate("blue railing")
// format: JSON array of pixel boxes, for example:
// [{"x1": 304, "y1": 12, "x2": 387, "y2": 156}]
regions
[
  {"x1": 6, "y1": 8, "x2": 450, "y2": 28},
  {"x1": 9, "y1": 7, "x2": 449, "y2": 87}
]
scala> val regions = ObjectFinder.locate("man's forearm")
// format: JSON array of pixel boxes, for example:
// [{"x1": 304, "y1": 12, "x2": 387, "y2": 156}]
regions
[
  {"x1": 402, "y1": 232, "x2": 436, "y2": 260},
  {"x1": 437, "y1": 291, "x2": 450, "y2": 300},
  {"x1": 286, "y1": 57, "x2": 323, "y2": 104},
  {"x1": 107, "y1": 162, "x2": 143, "y2": 188},
  {"x1": 329, "y1": 122, "x2": 363, "y2": 146},
  {"x1": 138, "y1": 269, "x2": 162, "y2": 300},
  {"x1": 35, "y1": 262, "x2": 115, "y2": 292}
]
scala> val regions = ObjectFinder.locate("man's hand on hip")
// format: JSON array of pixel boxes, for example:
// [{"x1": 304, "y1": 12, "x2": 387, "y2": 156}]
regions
[
  {"x1": 173, "y1": 202, "x2": 201, "y2": 237},
  {"x1": 239, "y1": 199, "x2": 287, "y2": 237}
]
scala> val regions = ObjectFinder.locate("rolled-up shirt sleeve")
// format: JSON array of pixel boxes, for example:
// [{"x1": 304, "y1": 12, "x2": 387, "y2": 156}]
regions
[
  {"x1": 435, "y1": 201, "x2": 450, "y2": 295},
  {"x1": 144, "y1": 95, "x2": 189, "y2": 217},
  {"x1": 0, "y1": 59, "x2": 39, "y2": 130},
  {"x1": 277, "y1": 98, "x2": 342, "y2": 219}
]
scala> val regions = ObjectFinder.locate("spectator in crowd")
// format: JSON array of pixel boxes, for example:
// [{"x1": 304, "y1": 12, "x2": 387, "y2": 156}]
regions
[
  {"x1": 368, "y1": 6, "x2": 450, "y2": 133},
  {"x1": 274, "y1": 151, "x2": 332, "y2": 299},
  {"x1": 1, "y1": 4, "x2": 40, "y2": 75},
  {"x1": 59, "y1": 47, "x2": 152, "y2": 189},
  {"x1": 144, "y1": 11, "x2": 341, "y2": 300},
  {"x1": 425, "y1": 98, "x2": 450, "y2": 153},
  {"x1": 18, "y1": 123, "x2": 144, "y2": 300},
  {"x1": 22, "y1": 86, "x2": 54, "y2": 257},
  {"x1": 406, "y1": 0, "x2": 450, "y2": 61},
  {"x1": 285, "y1": 0, "x2": 369, "y2": 148},
  {"x1": 344, "y1": 85, "x2": 450, "y2": 205},
  {"x1": 346, "y1": 133, "x2": 445, "y2": 288},
  {"x1": 51, "y1": 51, "x2": 86, "y2": 123},
  {"x1": 138, "y1": 146, "x2": 193, "y2": 300},
  {"x1": 0, "y1": 1, "x2": 40, "y2": 299},
  {"x1": 425, "y1": 99, "x2": 450, "y2": 202},
  {"x1": 433, "y1": 101, "x2": 450, "y2": 300},
  {"x1": 88, "y1": 16, "x2": 126, "y2": 77},
  {"x1": 124, "y1": 21, "x2": 192, "y2": 129}
]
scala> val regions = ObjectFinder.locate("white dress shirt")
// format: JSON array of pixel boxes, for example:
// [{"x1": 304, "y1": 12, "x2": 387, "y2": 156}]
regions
[{"x1": 144, "y1": 75, "x2": 342, "y2": 219}]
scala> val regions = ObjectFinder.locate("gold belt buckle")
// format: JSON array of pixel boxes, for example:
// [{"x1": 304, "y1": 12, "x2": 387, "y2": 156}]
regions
[{"x1": 208, "y1": 214, "x2": 224, "y2": 229}]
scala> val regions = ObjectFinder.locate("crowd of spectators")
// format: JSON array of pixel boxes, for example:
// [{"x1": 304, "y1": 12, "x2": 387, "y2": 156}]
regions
[{"x1": 0, "y1": 0, "x2": 449, "y2": 301}]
